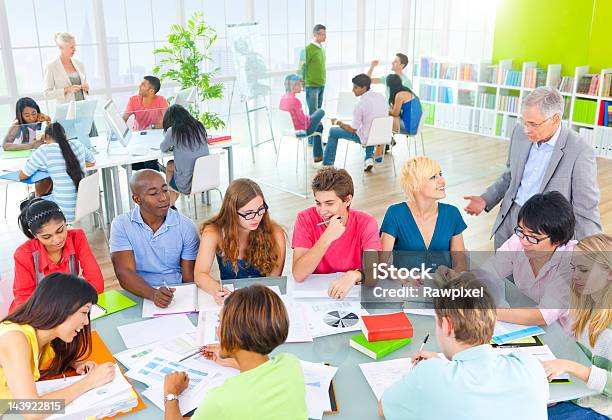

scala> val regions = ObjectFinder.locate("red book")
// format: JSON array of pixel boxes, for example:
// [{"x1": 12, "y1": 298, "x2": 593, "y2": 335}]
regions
[
  {"x1": 208, "y1": 134, "x2": 232, "y2": 144},
  {"x1": 361, "y1": 312, "x2": 413, "y2": 342}
]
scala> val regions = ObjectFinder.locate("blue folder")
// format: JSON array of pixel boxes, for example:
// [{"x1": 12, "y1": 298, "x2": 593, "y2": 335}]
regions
[{"x1": 0, "y1": 170, "x2": 49, "y2": 184}]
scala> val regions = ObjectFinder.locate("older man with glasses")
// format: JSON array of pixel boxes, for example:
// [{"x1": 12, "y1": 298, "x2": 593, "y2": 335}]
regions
[{"x1": 464, "y1": 86, "x2": 601, "y2": 249}]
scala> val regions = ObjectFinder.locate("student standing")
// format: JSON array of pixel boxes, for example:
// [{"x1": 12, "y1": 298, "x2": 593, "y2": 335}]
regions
[
  {"x1": 162, "y1": 284, "x2": 308, "y2": 420},
  {"x1": 367, "y1": 52, "x2": 413, "y2": 96},
  {"x1": 195, "y1": 179, "x2": 286, "y2": 304},
  {"x1": 299, "y1": 24, "x2": 327, "y2": 117},
  {"x1": 380, "y1": 274, "x2": 549, "y2": 420},
  {"x1": 11, "y1": 199, "x2": 103, "y2": 312},
  {"x1": 292, "y1": 168, "x2": 381, "y2": 299},
  {"x1": 0, "y1": 273, "x2": 115, "y2": 406},
  {"x1": 3, "y1": 97, "x2": 51, "y2": 151}
]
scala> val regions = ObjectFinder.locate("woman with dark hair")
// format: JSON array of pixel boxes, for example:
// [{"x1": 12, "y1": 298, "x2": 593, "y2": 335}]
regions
[
  {"x1": 195, "y1": 179, "x2": 286, "y2": 304},
  {"x1": 19, "y1": 122, "x2": 95, "y2": 222},
  {"x1": 386, "y1": 73, "x2": 422, "y2": 135},
  {"x1": 3, "y1": 97, "x2": 51, "y2": 151},
  {"x1": 160, "y1": 104, "x2": 210, "y2": 206},
  {"x1": 0, "y1": 273, "x2": 115, "y2": 403},
  {"x1": 10, "y1": 198, "x2": 103, "y2": 312},
  {"x1": 162, "y1": 284, "x2": 307, "y2": 419}
]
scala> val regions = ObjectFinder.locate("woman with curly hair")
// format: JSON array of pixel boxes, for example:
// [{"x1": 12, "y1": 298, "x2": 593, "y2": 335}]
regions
[{"x1": 194, "y1": 179, "x2": 286, "y2": 304}]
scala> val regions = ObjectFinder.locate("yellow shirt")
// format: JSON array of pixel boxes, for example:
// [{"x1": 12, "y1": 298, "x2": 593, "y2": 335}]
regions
[{"x1": 0, "y1": 322, "x2": 55, "y2": 399}]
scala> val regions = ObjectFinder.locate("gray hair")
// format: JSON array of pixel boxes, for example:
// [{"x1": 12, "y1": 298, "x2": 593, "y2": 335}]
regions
[
  {"x1": 313, "y1": 24, "x2": 326, "y2": 34},
  {"x1": 522, "y1": 87, "x2": 564, "y2": 119},
  {"x1": 54, "y1": 32, "x2": 75, "y2": 48}
]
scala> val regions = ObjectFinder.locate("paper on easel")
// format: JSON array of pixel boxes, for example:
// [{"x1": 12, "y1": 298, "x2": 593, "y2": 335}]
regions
[
  {"x1": 359, "y1": 358, "x2": 413, "y2": 400},
  {"x1": 292, "y1": 273, "x2": 360, "y2": 299},
  {"x1": 117, "y1": 314, "x2": 196, "y2": 348}
]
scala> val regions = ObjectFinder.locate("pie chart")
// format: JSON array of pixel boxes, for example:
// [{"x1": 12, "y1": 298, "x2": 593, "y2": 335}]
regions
[{"x1": 323, "y1": 310, "x2": 359, "y2": 328}]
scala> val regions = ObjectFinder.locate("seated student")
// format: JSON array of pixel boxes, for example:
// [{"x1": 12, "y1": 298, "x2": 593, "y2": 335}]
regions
[
  {"x1": 322, "y1": 74, "x2": 388, "y2": 172},
  {"x1": 279, "y1": 74, "x2": 325, "y2": 162},
  {"x1": 162, "y1": 284, "x2": 308, "y2": 419},
  {"x1": 486, "y1": 191, "x2": 576, "y2": 330},
  {"x1": 3, "y1": 97, "x2": 51, "y2": 151},
  {"x1": 123, "y1": 76, "x2": 169, "y2": 171},
  {"x1": 195, "y1": 179, "x2": 285, "y2": 304},
  {"x1": 386, "y1": 74, "x2": 422, "y2": 135},
  {"x1": 110, "y1": 169, "x2": 199, "y2": 308},
  {"x1": 0, "y1": 273, "x2": 115, "y2": 405},
  {"x1": 292, "y1": 168, "x2": 381, "y2": 299},
  {"x1": 11, "y1": 199, "x2": 103, "y2": 312},
  {"x1": 544, "y1": 234, "x2": 611, "y2": 419},
  {"x1": 380, "y1": 274, "x2": 549, "y2": 420},
  {"x1": 381, "y1": 157, "x2": 467, "y2": 272},
  {"x1": 160, "y1": 104, "x2": 210, "y2": 206},
  {"x1": 19, "y1": 122, "x2": 95, "y2": 222}
]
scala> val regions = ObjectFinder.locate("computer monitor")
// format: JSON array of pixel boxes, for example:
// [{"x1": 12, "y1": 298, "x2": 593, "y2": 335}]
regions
[
  {"x1": 173, "y1": 87, "x2": 197, "y2": 107},
  {"x1": 103, "y1": 99, "x2": 132, "y2": 147},
  {"x1": 54, "y1": 99, "x2": 98, "y2": 149}
]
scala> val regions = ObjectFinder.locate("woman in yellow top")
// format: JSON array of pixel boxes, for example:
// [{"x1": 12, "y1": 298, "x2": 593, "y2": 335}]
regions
[{"x1": 0, "y1": 273, "x2": 115, "y2": 415}]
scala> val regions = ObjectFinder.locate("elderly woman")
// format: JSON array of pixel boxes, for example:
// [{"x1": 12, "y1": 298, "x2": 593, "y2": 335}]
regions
[
  {"x1": 380, "y1": 156, "x2": 467, "y2": 271},
  {"x1": 279, "y1": 74, "x2": 325, "y2": 161}
]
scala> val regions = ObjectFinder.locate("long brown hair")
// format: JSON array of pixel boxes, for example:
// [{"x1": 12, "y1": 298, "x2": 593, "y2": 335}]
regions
[
  {"x1": 201, "y1": 178, "x2": 283, "y2": 275},
  {"x1": 2, "y1": 273, "x2": 97, "y2": 378}
]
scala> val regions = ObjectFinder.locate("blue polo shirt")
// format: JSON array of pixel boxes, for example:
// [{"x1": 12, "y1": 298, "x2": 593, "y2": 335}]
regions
[
  {"x1": 382, "y1": 344, "x2": 549, "y2": 420},
  {"x1": 109, "y1": 206, "x2": 200, "y2": 286}
]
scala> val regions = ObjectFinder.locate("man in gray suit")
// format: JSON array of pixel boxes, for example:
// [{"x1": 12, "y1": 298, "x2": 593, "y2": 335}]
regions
[{"x1": 464, "y1": 87, "x2": 601, "y2": 249}]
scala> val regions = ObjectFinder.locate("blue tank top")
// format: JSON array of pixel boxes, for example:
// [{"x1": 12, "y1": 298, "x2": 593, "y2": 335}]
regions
[
  {"x1": 400, "y1": 97, "x2": 423, "y2": 135},
  {"x1": 216, "y1": 254, "x2": 264, "y2": 280}
]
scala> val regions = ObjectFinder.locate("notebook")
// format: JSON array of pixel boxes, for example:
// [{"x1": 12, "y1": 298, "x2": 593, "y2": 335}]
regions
[
  {"x1": 141, "y1": 283, "x2": 235, "y2": 317},
  {"x1": 94, "y1": 290, "x2": 137, "y2": 320},
  {"x1": 0, "y1": 170, "x2": 49, "y2": 184}
]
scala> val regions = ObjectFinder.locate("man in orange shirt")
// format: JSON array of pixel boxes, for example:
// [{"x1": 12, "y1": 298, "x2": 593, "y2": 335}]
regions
[{"x1": 123, "y1": 76, "x2": 169, "y2": 131}]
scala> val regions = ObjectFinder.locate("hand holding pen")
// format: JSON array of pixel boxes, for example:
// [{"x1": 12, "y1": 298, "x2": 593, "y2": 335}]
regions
[
  {"x1": 153, "y1": 281, "x2": 176, "y2": 308},
  {"x1": 319, "y1": 215, "x2": 345, "y2": 244},
  {"x1": 412, "y1": 334, "x2": 435, "y2": 366}
]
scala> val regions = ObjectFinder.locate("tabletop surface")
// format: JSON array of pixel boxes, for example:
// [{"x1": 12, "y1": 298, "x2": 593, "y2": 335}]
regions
[{"x1": 93, "y1": 277, "x2": 597, "y2": 420}]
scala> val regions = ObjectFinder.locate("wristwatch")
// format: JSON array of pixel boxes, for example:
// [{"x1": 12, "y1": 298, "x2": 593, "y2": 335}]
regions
[
  {"x1": 354, "y1": 269, "x2": 365, "y2": 285},
  {"x1": 164, "y1": 393, "x2": 178, "y2": 402}
]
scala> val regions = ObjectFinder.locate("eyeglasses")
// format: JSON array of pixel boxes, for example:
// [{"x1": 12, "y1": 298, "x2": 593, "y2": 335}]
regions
[
  {"x1": 514, "y1": 226, "x2": 549, "y2": 245},
  {"x1": 237, "y1": 203, "x2": 268, "y2": 220},
  {"x1": 517, "y1": 115, "x2": 553, "y2": 129}
]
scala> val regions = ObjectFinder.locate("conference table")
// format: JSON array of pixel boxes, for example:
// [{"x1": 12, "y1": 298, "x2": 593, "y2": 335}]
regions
[
  {"x1": 93, "y1": 277, "x2": 598, "y2": 420},
  {"x1": 0, "y1": 130, "x2": 238, "y2": 222}
]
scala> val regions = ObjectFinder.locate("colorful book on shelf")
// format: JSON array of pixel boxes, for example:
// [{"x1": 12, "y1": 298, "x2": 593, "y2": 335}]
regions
[
  {"x1": 361, "y1": 312, "x2": 413, "y2": 342},
  {"x1": 350, "y1": 333, "x2": 412, "y2": 360}
]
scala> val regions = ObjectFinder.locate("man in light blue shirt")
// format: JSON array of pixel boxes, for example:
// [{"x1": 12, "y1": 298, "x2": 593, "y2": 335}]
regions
[
  {"x1": 380, "y1": 274, "x2": 549, "y2": 420},
  {"x1": 110, "y1": 169, "x2": 199, "y2": 308}
]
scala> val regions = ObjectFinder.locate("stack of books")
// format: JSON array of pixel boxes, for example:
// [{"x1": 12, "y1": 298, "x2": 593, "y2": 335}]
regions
[
  {"x1": 524, "y1": 68, "x2": 546, "y2": 88},
  {"x1": 576, "y1": 74, "x2": 600, "y2": 95},
  {"x1": 573, "y1": 98, "x2": 598, "y2": 124},
  {"x1": 498, "y1": 95, "x2": 519, "y2": 113},
  {"x1": 350, "y1": 312, "x2": 413, "y2": 360},
  {"x1": 478, "y1": 92, "x2": 496, "y2": 109}
]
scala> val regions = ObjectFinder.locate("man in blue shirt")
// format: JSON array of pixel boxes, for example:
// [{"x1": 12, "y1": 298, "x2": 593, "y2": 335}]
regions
[
  {"x1": 380, "y1": 274, "x2": 549, "y2": 420},
  {"x1": 110, "y1": 169, "x2": 199, "y2": 308}
]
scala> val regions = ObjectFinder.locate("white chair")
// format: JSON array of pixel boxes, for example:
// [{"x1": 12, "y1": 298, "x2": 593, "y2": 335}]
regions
[
  {"x1": 393, "y1": 112, "x2": 426, "y2": 157},
  {"x1": 73, "y1": 171, "x2": 107, "y2": 243},
  {"x1": 342, "y1": 116, "x2": 395, "y2": 177},
  {"x1": 335, "y1": 92, "x2": 357, "y2": 121},
  {"x1": 189, "y1": 153, "x2": 223, "y2": 219}
]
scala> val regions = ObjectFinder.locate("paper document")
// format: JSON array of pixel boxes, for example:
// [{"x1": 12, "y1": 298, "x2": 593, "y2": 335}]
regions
[
  {"x1": 301, "y1": 361, "x2": 338, "y2": 420},
  {"x1": 403, "y1": 308, "x2": 435, "y2": 317},
  {"x1": 197, "y1": 284, "x2": 235, "y2": 312},
  {"x1": 117, "y1": 314, "x2": 196, "y2": 348},
  {"x1": 90, "y1": 304, "x2": 107, "y2": 320},
  {"x1": 359, "y1": 358, "x2": 413, "y2": 400},
  {"x1": 304, "y1": 300, "x2": 365, "y2": 338},
  {"x1": 197, "y1": 309, "x2": 221, "y2": 345},
  {"x1": 283, "y1": 297, "x2": 313, "y2": 343},
  {"x1": 494, "y1": 344, "x2": 570, "y2": 381},
  {"x1": 292, "y1": 273, "x2": 360, "y2": 299},
  {"x1": 142, "y1": 284, "x2": 198, "y2": 317},
  {"x1": 114, "y1": 333, "x2": 198, "y2": 369}
]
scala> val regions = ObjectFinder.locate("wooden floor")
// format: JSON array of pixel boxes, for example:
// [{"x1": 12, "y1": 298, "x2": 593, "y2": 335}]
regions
[{"x1": 1, "y1": 126, "x2": 611, "y2": 294}]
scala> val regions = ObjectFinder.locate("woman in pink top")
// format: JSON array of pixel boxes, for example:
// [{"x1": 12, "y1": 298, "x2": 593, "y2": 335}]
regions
[
  {"x1": 123, "y1": 76, "x2": 169, "y2": 131},
  {"x1": 484, "y1": 192, "x2": 577, "y2": 330},
  {"x1": 292, "y1": 168, "x2": 381, "y2": 299},
  {"x1": 279, "y1": 74, "x2": 325, "y2": 162}
]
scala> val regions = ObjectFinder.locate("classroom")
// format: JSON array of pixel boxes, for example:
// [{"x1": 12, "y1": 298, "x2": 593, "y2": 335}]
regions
[{"x1": 0, "y1": 0, "x2": 610, "y2": 419}]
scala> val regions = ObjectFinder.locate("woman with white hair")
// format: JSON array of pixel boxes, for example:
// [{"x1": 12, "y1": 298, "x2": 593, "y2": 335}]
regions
[
  {"x1": 380, "y1": 156, "x2": 467, "y2": 271},
  {"x1": 43, "y1": 32, "x2": 89, "y2": 104}
]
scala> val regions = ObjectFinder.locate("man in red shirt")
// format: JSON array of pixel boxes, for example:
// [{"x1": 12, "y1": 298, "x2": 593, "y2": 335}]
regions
[{"x1": 123, "y1": 75, "x2": 169, "y2": 131}]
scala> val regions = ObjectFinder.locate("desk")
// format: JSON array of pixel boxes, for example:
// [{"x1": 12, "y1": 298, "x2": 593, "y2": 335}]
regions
[
  {"x1": 0, "y1": 131, "x2": 237, "y2": 222},
  {"x1": 94, "y1": 277, "x2": 598, "y2": 420}
]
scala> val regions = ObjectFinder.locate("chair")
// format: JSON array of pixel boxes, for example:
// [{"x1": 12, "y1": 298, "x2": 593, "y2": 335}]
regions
[
  {"x1": 342, "y1": 116, "x2": 395, "y2": 178},
  {"x1": 73, "y1": 171, "x2": 107, "y2": 243},
  {"x1": 189, "y1": 153, "x2": 223, "y2": 219},
  {"x1": 335, "y1": 92, "x2": 358, "y2": 121},
  {"x1": 393, "y1": 112, "x2": 426, "y2": 158}
]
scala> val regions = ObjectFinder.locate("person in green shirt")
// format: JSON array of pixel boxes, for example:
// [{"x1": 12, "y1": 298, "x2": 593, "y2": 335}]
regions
[
  {"x1": 299, "y1": 24, "x2": 327, "y2": 117},
  {"x1": 162, "y1": 284, "x2": 308, "y2": 420}
]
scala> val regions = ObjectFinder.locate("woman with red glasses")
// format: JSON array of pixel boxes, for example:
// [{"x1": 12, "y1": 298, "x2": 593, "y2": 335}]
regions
[{"x1": 194, "y1": 179, "x2": 286, "y2": 304}]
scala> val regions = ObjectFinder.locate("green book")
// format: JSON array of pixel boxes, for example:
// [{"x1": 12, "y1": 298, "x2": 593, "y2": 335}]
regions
[
  {"x1": 350, "y1": 333, "x2": 412, "y2": 360},
  {"x1": 2, "y1": 150, "x2": 32, "y2": 159},
  {"x1": 94, "y1": 290, "x2": 137, "y2": 320}
]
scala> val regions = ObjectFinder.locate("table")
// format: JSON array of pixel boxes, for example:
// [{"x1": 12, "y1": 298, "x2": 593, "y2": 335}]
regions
[
  {"x1": 0, "y1": 130, "x2": 238, "y2": 222},
  {"x1": 93, "y1": 278, "x2": 598, "y2": 420}
]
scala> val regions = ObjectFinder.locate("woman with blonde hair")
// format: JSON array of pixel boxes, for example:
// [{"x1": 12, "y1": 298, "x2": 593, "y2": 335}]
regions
[
  {"x1": 194, "y1": 179, "x2": 286, "y2": 304},
  {"x1": 380, "y1": 156, "x2": 467, "y2": 270},
  {"x1": 43, "y1": 32, "x2": 89, "y2": 103},
  {"x1": 543, "y1": 233, "x2": 612, "y2": 419}
]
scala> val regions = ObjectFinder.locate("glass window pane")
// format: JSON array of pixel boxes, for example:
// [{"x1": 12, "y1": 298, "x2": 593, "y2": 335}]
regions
[
  {"x1": 313, "y1": 0, "x2": 325, "y2": 26},
  {"x1": 269, "y1": 0, "x2": 287, "y2": 35},
  {"x1": 324, "y1": 0, "x2": 341, "y2": 31},
  {"x1": 288, "y1": 34, "x2": 306, "y2": 69},
  {"x1": 253, "y1": 0, "x2": 269, "y2": 33},
  {"x1": 374, "y1": 30, "x2": 388, "y2": 60},
  {"x1": 201, "y1": 1, "x2": 226, "y2": 37},
  {"x1": 152, "y1": 0, "x2": 178, "y2": 41},
  {"x1": 0, "y1": 55, "x2": 8, "y2": 96},
  {"x1": 388, "y1": 0, "x2": 404, "y2": 29},
  {"x1": 388, "y1": 29, "x2": 402, "y2": 58},
  {"x1": 104, "y1": 0, "x2": 128, "y2": 43},
  {"x1": 341, "y1": 31, "x2": 357, "y2": 64},
  {"x1": 224, "y1": 0, "x2": 246, "y2": 27},
  {"x1": 375, "y1": 0, "x2": 390, "y2": 30},
  {"x1": 107, "y1": 43, "x2": 131, "y2": 85},
  {"x1": 342, "y1": 0, "x2": 357, "y2": 31},
  {"x1": 35, "y1": 1, "x2": 67, "y2": 47},
  {"x1": 268, "y1": 34, "x2": 288, "y2": 70},
  {"x1": 183, "y1": 0, "x2": 203, "y2": 22},
  {"x1": 6, "y1": 0, "x2": 38, "y2": 47},
  {"x1": 126, "y1": 1, "x2": 153, "y2": 42},
  {"x1": 365, "y1": 0, "x2": 375, "y2": 30},
  {"x1": 66, "y1": 0, "x2": 96, "y2": 44},
  {"x1": 129, "y1": 43, "x2": 156, "y2": 84},
  {"x1": 13, "y1": 48, "x2": 43, "y2": 95},
  {"x1": 287, "y1": 0, "x2": 305, "y2": 34},
  {"x1": 325, "y1": 32, "x2": 341, "y2": 65},
  {"x1": 364, "y1": 31, "x2": 375, "y2": 62}
]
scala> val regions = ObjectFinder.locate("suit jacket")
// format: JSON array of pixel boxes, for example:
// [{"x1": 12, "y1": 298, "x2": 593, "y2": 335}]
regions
[
  {"x1": 481, "y1": 124, "x2": 601, "y2": 240},
  {"x1": 42, "y1": 57, "x2": 88, "y2": 103}
]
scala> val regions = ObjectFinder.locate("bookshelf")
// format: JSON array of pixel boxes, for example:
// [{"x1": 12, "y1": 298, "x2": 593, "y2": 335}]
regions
[{"x1": 414, "y1": 57, "x2": 612, "y2": 159}]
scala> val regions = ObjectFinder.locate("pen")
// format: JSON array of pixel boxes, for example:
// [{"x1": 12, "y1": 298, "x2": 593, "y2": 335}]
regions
[
  {"x1": 162, "y1": 281, "x2": 175, "y2": 303},
  {"x1": 412, "y1": 333, "x2": 430, "y2": 366},
  {"x1": 316, "y1": 215, "x2": 342, "y2": 226},
  {"x1": 178, "y1": 347, "x2": 203, "y2": 363}
]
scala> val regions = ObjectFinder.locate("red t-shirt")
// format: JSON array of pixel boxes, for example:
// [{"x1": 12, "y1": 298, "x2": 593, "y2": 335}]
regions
[
  {"x1": 10, "y1": 229, "x2": 104, "y2": 312},
  {"x1": 291, "y1": 207, "x2": 381, "y2": 274},
  {"x1": 124, "y1": 95, "x2": 169, "y2": 130}
]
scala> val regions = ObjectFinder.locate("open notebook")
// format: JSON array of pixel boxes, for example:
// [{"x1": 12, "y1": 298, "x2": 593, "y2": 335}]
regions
[{"x1": 142, "y1": 283, "x2": 234, "y2": 317}]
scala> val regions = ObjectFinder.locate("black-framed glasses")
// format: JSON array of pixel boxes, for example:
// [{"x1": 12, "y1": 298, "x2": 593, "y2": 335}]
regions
[
  {"x1": 517, "y1": 115, "x2": 553, "y2": 129},
  {"x1": 514, "y1": 226, "x2": 549, "y2": 245},
  {"x1": 237, "y1": 203, "x2": 268, "y2": 220}
]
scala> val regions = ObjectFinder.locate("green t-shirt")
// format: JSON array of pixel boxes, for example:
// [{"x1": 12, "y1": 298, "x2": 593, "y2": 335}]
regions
[
  {"x1": 302, "y1": 43, "x2": 326, "y2": 87},
  {"x1": 380, "y1": 73, "x2": 413, "y2": 99},
  {"x1": 191, "y1": 353, "x2": 308, "y2": 420}
]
